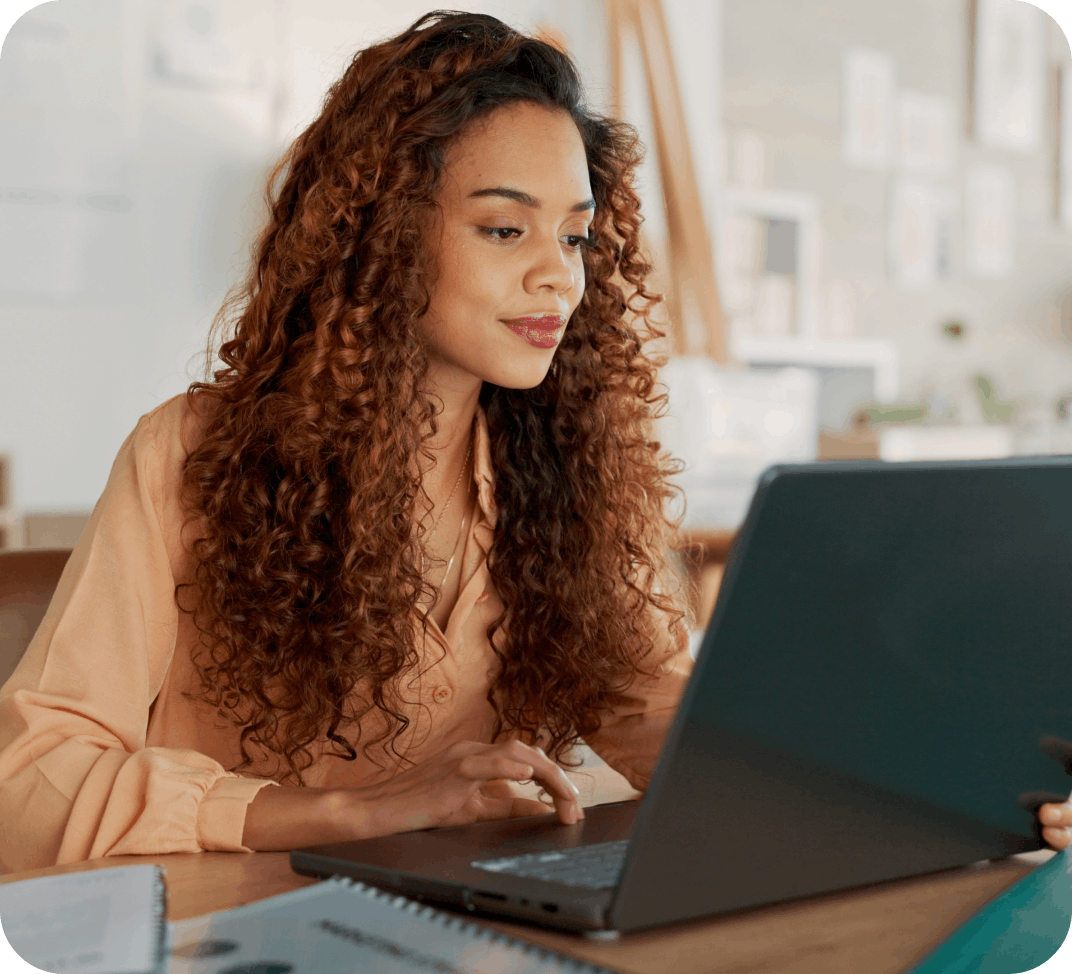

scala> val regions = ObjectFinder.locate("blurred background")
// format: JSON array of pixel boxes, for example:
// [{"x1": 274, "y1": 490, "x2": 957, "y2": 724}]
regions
[{"x1": 1, "y1": 0, "x2": 1071, "y2": 627}]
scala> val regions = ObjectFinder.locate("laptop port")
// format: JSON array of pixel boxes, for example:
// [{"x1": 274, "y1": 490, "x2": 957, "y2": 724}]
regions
[
  {"x1": 473, "y1": 891, "x2": 507, "y2": 902},
  {"x1": 541, "y1": 902, "x2": 559, "y2": 913}
]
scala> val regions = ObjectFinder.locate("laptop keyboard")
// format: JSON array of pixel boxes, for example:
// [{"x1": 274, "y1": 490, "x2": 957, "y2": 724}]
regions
[{"x1": 470, "y1": 839, "x2": 629, "y2": 890}]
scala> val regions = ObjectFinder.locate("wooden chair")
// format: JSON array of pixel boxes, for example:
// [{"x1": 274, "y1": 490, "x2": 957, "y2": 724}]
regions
[{"x1": 0, "y1": 549, "x2": 71, "y2": 687}]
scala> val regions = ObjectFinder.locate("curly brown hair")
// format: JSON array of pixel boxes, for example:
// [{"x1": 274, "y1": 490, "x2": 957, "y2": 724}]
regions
[{"x1": 178, "y1": 10, "x2": 690, "y2": 784}]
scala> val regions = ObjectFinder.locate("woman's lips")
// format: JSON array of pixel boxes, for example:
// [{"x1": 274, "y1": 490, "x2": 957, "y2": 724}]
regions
[{"x1": 501, "y1": 315, "x2": 566, "y2": 349}]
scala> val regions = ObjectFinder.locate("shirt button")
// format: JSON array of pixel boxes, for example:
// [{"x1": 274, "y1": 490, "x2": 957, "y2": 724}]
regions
[{"x1": 433, "y1": 686, "x2": 452, "y2": 703}]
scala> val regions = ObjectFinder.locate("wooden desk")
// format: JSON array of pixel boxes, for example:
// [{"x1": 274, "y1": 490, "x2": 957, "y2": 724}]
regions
[{"x1": 1, "y1": 762, "x2": 1053, "y2": 974}]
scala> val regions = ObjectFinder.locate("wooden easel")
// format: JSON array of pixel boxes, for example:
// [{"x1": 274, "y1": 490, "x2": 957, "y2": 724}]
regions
[{"x1": 604, "y1": 0, "x2": 729, "y2": 363}]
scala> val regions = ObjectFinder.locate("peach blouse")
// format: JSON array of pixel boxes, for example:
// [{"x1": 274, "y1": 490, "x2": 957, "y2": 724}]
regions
[{"x1": 0, "y1": 394, "x2": 692, "y2": 873}]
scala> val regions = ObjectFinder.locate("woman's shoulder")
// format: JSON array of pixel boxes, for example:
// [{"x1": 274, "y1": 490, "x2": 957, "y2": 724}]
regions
[
  {"x1": 125, "y1": 392, "x2": 216, "y2": 549},
  {"x1": 137, "y1": 390, "x2": 212, "y2": 465}
]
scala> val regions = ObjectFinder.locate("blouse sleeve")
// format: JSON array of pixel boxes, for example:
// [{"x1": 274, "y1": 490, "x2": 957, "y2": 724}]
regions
[
  {"x1": 582, "y1": 611, "x2": 694, "y2": 791},
  {"x1": 0, "y1": 406, "x2": 276, "y2": 873}
]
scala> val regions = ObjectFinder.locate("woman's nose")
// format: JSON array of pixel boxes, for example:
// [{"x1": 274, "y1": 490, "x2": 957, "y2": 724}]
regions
[{"x1": 524, "y1": 237, "x2": 576, "y2": 294}]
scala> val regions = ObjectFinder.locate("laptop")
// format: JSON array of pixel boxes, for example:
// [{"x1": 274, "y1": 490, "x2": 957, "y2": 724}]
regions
[{"x1": 292, "y1": 457, "x2": 1072, "y2": 934}]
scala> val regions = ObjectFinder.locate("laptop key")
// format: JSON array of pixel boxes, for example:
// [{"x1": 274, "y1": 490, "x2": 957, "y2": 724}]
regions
[{"x1": 471, "y1": 839, "x2": 630, "y2": 890}]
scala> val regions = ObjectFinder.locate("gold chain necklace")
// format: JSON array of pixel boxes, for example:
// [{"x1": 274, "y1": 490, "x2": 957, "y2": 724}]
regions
[
  {"x1": 438, "y1": 476, "x2": 475, "y2": 589},
  {"x1": 427, "y1": 431, "x2": 473, "y2": 541},
  {"x1": 421, "y1": 426, "x2": 474, "y2": 585}
]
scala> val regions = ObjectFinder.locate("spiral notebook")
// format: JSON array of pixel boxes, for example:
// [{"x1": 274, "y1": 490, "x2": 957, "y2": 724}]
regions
[
  {"x1": 170, "y1": 877, "x2": 619, "y2": 974},
  {"x1": 0, "y1": 864, "x2": 168, "y2": 974}
]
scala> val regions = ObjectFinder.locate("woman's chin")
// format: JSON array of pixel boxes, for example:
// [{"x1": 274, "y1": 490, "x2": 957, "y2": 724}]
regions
[{"x1": 482, "y1": 361, "x2": 556, "y2": 391}]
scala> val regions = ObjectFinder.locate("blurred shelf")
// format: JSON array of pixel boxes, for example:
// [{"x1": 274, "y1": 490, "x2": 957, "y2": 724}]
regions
[
  {"x1": 878, "y1": 424, "x2": 1014, "y2": 461},
  {"x1": 819, "y1": 429, "x2": 880, "y2": 460},
  {"x1": 729, "y1": 335, "x2": 899, "y2": 402}
]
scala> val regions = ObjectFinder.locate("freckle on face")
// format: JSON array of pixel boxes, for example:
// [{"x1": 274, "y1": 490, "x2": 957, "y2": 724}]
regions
[{"x1": 419, "y1": 102, "x2": 594, "y2": 394}]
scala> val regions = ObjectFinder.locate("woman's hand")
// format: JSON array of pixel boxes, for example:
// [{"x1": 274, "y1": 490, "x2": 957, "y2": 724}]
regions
[
  {"x1": 353, "y1": 739, "x2": 583, "y2": 837},
  {"x1": 241, "y1": 739, "x2": 583, "y2": 851},
  {"x1": 1038, "y1": 802, "x2": 1072, "y2": 849}
]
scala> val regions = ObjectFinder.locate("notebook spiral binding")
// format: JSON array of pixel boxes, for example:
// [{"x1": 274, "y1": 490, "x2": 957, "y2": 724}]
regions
[
  {"x1": 329, "y1": 876, "x2": 620, "y2": 974},
  {"x1": 151, "y1": 866, "x2": 169, "y2": 974}
]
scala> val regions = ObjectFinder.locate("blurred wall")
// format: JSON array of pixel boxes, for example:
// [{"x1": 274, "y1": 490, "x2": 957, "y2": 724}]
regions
[{"x1": 722, "y1": 0, "x2": 1072, "y2": 422}]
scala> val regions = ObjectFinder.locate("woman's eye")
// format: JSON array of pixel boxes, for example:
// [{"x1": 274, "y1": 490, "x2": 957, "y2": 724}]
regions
[
  {"x1": 479, "y1": 227, "x2": 521, "y2": 241},
  {"x1": 563, "y1": 232, "x2": 595, "y2": 251}
]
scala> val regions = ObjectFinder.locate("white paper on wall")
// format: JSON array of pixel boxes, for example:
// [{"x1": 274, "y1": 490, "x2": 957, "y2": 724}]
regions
[
  {"x1": 0, "y1": 1, "x2": 139, "y2": 297},
  {"x1": 964, "y1": 162, "x2": 1016, "y2": 279},
  {"x1": 974, "y1": 0, "x2": 1045, "y2": 153},
  {"x1": 888, "y1": 179, "x2": 938, "y2": 290},
  {"x1": 897, "y1": 91, "x2": 956, "y2": 175},
  {"x1": 754, "y1": 274, "x2": 795, "y2": 336},
  {"x1": 821, "y1": 280, "x2": 857, "y2": 339},
  {"x1": 842, "y1": 47, "x2": 896, "y2": 170},
  {"x1": 932, "y1": 185, "x2": 959, "y2": 280},
  {"x1": 153, "y1": 0, "x2": 279, "y2": 91},
  {"x1": 731, "y1": 130, "x2": 766, "y2": 190},
  {"x1": 1060, "y1": 67, "x2": 1072, "y2": 229},
  {"x1": 721, "y1": 214, "x2": 762, "y2": 314}
]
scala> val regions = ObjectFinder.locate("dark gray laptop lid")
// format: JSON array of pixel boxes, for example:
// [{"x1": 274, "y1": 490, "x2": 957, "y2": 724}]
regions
[{"x1": 610, "y1": 457, "x2": 1072, "y2": 931}]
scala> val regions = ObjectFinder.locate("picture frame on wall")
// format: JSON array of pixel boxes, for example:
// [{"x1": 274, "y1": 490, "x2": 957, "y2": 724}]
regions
[
  {"x1": 973, "y1": 0, "x2": 1045, "y2": 153},
  {"x1": 888, "y1": 181, "x2": 959, "y2": 289},
  {"x1": 1059, "y1": 66, "x2": 1072, "y2": 229},
  {"x1": 964, "y1": 162, "x2": 1016, "y2": 278},
  {"x1": 842, "y1": 47, "x2": 897, "y2": 170},
  {"x1": 897, "y1": 91, "x2": 956, "y2": 176},
  {"x1": 888, "y1": 180, "x2": 939, "y2": 290}
]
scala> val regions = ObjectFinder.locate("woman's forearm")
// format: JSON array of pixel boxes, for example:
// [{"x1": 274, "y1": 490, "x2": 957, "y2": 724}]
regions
[
  {"x1": 241, "y1": 784, "x2": 368, "y2": 851},
  {"x1": 239, "y1": 739, "x2": 584, "y2": 852}
]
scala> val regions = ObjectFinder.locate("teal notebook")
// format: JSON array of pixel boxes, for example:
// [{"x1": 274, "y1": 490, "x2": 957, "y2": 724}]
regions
[{"x1": 909, "y1": 851, "x2": 1072, "y2": 974}]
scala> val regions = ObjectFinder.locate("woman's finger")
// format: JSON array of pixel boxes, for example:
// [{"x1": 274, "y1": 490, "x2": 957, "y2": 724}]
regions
[
  {"x1": 505, "y1": 743, "x2": 582, "y2": 825},
  {"x1": 467, "y1": 753, "x2": 579, "y2": 824},
  {"x1": 479, "y1": 778, "x2": 520, "y2": 801},
  {"x1": 507, "y1": 742, "x2": 577, "y2": 798},
  {"x1": 448, "y1": 740, "x2": 581, "y2": 825},
  {"x1": 1042, "y1": 826, "x2": 1072, "y2": 849},
  {"x1": 509, "y1": 797, "x2": 556, "y2": 818},
  {"x1": 1039, "y1": 802, "x2": 1072, "y2": 827},
  {"x1": 458, "y1": 755, "x2": 534, "y2": 782}
]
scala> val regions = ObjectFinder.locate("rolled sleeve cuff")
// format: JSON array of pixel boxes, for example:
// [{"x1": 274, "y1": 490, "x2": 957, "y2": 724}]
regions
[{"x1": 196, "y1": 774, "x2": 279, "y2": 852}]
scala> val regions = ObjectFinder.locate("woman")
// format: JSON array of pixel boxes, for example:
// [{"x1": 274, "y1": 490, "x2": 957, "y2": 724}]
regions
[{"x1": 0, "y1": 11, "x2": 694, "y2": 871}]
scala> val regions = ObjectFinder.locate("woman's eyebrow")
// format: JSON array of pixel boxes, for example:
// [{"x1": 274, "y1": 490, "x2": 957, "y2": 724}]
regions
[{"x1": 468, "y1": 186, "x2": 596, "y2": 213}]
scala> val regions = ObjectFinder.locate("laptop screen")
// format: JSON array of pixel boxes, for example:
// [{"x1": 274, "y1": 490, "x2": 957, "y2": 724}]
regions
[{"x1": 689, "y1": 458, "x2": 1072, "y2": 837}]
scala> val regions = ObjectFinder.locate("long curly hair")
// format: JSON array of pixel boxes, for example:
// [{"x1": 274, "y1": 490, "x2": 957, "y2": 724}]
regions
[{"x1": 178, "y1": 10, "x2": 690, "y2": 784}]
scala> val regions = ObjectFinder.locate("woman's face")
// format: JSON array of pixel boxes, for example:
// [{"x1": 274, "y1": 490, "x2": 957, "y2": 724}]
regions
[{"x1": 421, "y1": 101, "x2": 594, "y2": 394}]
